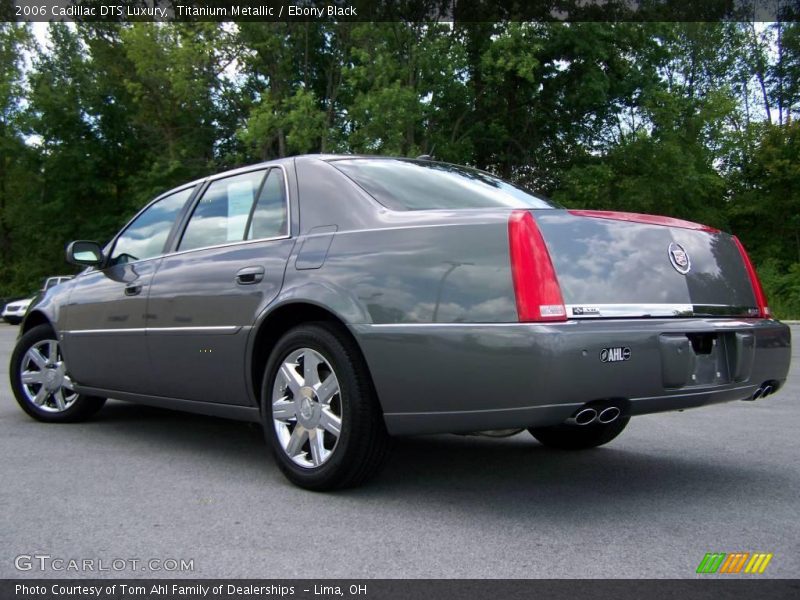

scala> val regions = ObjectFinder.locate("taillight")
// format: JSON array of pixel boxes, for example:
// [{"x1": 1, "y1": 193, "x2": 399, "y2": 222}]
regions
[
  {"x1": 732, "y1": 236, "x2": 770, "y2": 318},
  {"x1": 508, "y1": 210, "x2": 566, "y2": 322}
]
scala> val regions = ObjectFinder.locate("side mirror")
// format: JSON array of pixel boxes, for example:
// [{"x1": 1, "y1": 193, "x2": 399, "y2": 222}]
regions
[{"x1": 66, "y1": 241, "x2": 104, "y2": 266}]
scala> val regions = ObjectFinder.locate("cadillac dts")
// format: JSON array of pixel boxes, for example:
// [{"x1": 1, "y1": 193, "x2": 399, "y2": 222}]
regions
[{"x1": 8, "y1": 156, "x2": 791, "y2": 489}]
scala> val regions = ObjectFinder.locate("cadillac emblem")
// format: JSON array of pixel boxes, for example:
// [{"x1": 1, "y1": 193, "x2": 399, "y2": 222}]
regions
[{"x1": 668, "y1": 242, "x2": 691, "y2": 274}]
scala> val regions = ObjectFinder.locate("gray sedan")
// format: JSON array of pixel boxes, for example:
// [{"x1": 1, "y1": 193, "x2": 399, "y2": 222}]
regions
[{"x1": 8, "y1": 156, "x2": 792, "y2": 490}]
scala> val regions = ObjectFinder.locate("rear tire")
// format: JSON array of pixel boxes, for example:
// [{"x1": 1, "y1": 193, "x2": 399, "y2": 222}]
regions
[
  {"x1": 10, "y1": 324, "x2": 106, "y2": 422},
  {"x1": 262, "y1": 322, "x2": 391, "y2": 491},
  {"x1": 528, "y1": 417, "x2": 630, "y2": 450}
]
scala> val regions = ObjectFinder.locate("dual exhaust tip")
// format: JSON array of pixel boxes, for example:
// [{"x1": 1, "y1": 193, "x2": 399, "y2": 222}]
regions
[
  {"x1": 570, "y1": 382, "x2": 779, "y2": 421},
  {"x1": 568, "y1": 405, "x2": 621, "y2": 426},
  {"x1": 751, "y1": 382, "x2": 776, "y2": 401}
]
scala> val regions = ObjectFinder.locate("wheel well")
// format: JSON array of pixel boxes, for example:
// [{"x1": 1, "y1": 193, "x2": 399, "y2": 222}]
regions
[
  {"x1": 21, "y1": 311, "x2": 51, "y2": 334},
  {"x1": 250, "y1": 303, "x2": 374, "y2": 411}
]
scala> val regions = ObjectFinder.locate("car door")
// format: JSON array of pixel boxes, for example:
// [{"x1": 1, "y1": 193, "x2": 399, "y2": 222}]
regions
[
  {"x1": 62, "y1": 186, "x2": 195, "y2": 394},
  {"x1": 145, "y1": 166, "x2": 294, "y2": 406}
]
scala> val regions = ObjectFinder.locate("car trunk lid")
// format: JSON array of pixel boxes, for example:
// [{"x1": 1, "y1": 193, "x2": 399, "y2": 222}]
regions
[{"x1": 531, "y1": 209, "x2": 762, "y2": 319}]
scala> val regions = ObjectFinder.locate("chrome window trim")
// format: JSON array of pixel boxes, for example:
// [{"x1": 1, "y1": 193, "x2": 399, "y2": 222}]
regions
[
  {"x1": 92, "y1": 163, "x2": 292, "y2": 272},
  {"x1": 161, "y1": 232, "x2": 292, "y2": 260},
  {"x1": 174, "y1": 164, "x2": 292, "y2": 256}
]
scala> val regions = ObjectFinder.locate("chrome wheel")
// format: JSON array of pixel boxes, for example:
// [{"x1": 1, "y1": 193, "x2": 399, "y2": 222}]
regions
[
  {"x1": 272, "y1": 348, "x2": 342, "y2": 468},
  {"x1": 19, "y1": 339, "x2": 78, "y2": 413}
]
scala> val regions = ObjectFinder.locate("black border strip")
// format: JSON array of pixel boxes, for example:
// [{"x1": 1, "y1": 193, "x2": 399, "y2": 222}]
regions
[
  {"x1": 5, "y1": 0, "x2": 800, "y2": 23},
  {"x1": 2, "y1": 579, "x2": 800, "y2": 600}
]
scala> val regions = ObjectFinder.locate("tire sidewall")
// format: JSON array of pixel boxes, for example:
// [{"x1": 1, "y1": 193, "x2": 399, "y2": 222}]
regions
[
  {"x1": 9, "y1": 324, "x2": 99, "y2": 422},
  {"x1": 261, "y1": 324, "x2": 362, "y2": 488}
]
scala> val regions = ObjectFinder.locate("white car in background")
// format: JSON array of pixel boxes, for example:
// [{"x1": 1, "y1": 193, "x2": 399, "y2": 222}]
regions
[
  {"x1": 2, "y1": 298, "x2": 34, "y2": 325},
  {"x1": 2, "y1": 276, "x2": 73, "y2": 325}
]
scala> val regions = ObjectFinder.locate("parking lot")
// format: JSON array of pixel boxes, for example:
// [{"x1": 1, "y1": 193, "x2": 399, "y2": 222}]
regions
[{"x1": 0, "y1": 322, "x2": 797, "y2": 579}]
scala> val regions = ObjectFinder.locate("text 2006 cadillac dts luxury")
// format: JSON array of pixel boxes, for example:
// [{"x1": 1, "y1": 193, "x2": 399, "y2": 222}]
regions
[{"x1": 8, "y1": 156, "x2": 791, "y2": 489}]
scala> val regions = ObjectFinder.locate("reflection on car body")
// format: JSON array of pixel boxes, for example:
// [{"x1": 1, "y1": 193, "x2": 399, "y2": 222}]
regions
[{"x1": 2, "y1": 276, "x2": 73, "y2": 325}]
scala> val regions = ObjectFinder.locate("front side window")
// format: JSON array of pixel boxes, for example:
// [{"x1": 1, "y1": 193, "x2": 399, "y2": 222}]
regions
[
  {"x1": 110, "y1": 187, "x2": 194, "y2": 265},
  {"x1": 179, "y1": 168, "x2": 287, "y2": 252}
]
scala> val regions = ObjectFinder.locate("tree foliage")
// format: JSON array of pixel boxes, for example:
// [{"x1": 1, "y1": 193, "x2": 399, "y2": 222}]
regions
[{"x1": 1, "y1": 20, "x2": 799, "y2": 316}]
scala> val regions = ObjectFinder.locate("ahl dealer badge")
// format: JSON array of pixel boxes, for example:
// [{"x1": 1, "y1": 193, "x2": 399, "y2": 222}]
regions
[{"x1": 600, "y1": 347, "x2": 632, "y2": 363}]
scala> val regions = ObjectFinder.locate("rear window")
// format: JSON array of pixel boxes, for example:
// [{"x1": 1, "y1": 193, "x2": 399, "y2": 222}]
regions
[{"x1": 330, "y1": 158, "x2": 559, "y2": 211}]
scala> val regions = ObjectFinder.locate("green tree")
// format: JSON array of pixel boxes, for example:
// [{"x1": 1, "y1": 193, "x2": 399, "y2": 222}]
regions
[
  {"x1": 120, "y1": 22, "x2": 239, "y2": 196},
  {"x1": 1, "y1": 20, "x2": 799, "y2": 315},
  {"x1": 0, "y1": 23, "x2": 39, "y2": 297}
]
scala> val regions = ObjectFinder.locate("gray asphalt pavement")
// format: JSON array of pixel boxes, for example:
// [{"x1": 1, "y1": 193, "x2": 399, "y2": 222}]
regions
[{"x1": 0, "y1": 322, "x2": 797, "y2": 579}]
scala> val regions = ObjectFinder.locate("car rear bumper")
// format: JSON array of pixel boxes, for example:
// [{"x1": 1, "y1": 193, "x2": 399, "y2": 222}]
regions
[{"x1": 352, "y1": 318, "x2": 791, "y2": 435}]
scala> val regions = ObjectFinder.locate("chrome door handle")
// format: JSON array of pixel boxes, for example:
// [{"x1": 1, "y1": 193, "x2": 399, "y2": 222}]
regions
[
  {"x1": 235, "y1": 266, "x2": 265, "y2": 285},
  {"x1": 124, "y1": 284, "x2": 143, "y2": 296}
]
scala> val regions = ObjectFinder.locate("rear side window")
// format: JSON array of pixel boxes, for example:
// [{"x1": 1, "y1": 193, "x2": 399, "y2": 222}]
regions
[
  {"x1": 331, "y1": 158, "x2": 559, "y2": 211},
  {"x1": 110, "y1": 186, "x2": 194, "y2": 265},
  {"x1": 247, "y1": 169, "x2": 288, "y2": 240},
  {"x1": 179, "y1": 168, "x2": 288, "y2": 252}
]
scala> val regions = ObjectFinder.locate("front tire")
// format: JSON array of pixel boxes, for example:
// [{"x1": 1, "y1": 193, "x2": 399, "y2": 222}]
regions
[
  {"x1": 528, "y1": 417, "x2": 630, "y2": 450},
  {"x1": 262, "y1": 322, "x2": 391, "y2": 491},
  {"x1": 9, "y1": 324, "x2": 106, "y2": 422}
]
